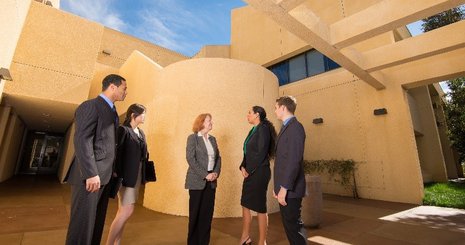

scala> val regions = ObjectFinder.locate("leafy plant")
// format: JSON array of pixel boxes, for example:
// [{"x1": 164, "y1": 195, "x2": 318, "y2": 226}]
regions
[
  {"x1": 444, "y1": 78, "x2": 465, "y2": 165},
  {"x1": 303, "y1": 159, "x2": 358, "y2": 198},
  {"x1": 423, "y1": 182, "x2": 465, "y2": 209}
]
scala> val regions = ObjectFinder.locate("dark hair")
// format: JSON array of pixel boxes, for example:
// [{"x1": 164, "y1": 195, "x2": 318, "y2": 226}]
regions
[
  {"x1": 192, "y1": 113, "x2": 212, "y2": 133},
  {"x1": 123, "y1": 103, "x2": 146, "y2": 126},
  {"x1": 252, "y1": 106, "x2": 277, "y2": 158},
  {"x1": 276, "y1": 95, "x2": 297, "y2": 114},
  {"x1": 102, "y1": 74, "x2": 126, "y2": 91}
]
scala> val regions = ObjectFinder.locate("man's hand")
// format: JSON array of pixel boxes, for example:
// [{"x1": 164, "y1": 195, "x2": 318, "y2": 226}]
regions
[
  {"x1": 273, "y1": 190, "x2": 278, "y2": 198},
  {"x1": 86, "y1": 175, "x2": 101, "y2": 193},
  {"x1": 278, "y1": 187, "x2": 287, "y2": 206},
  {"x1": 240, "y1": 167, "x2": 249, "y2": 178}
]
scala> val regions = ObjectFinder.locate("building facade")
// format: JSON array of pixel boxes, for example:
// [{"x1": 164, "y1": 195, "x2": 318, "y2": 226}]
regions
[{"x1": 1, "y1": 0, "x2": 464, "y2": 217}]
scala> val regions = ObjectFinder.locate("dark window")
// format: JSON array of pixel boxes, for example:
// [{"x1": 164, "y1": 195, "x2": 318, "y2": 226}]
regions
[
  {"x1": 289, "y1": 54, "x2": 307, "y2": 82},
  {"x1": 268, "y1": 49, "x2": 340, "y2": 86},
  {"x1": 324, "y1": 56, "x2": 341, "y2": 70},
  {"x1": 306, "y1": 50, "x2": 325, "y2": 77},
  {"x1": 269, "y1": 61, "x2": 289, "y2": 86}
]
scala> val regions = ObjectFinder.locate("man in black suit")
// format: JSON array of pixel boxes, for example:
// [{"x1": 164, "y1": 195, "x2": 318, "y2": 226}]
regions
[
  {"x1": 65, "y1": 74, "x2": 127, "y2": 245},
  {"x1": 273, "y1": 95, "x2": 307, "y2": 245}
]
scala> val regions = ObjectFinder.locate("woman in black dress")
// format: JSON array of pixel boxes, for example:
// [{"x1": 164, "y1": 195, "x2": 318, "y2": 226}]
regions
[{"x1": 239, "y1": 106, "x2": 277, "y2": 245}]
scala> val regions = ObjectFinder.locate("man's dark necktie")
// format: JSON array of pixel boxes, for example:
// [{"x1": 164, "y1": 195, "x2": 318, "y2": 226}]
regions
[
  {"x1": 278, "y1": 124, "x2": 285, "y2": 136},
  {"x1": 112, "y1": 105, "x2": 119, "y2": 126}
]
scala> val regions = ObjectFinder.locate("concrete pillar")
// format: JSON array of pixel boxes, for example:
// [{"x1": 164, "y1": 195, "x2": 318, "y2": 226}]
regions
[{"x1": 302, "y1": 175, "x2": 322, "y2": 228}]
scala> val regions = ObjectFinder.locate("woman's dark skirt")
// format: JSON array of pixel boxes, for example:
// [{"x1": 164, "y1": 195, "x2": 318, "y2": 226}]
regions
[{"x1": 240, "y1": 165, "x2": 271, "y2": 213}]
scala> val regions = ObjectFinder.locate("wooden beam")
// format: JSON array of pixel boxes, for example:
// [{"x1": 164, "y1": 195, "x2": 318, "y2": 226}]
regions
[
  {"x1": 331, "y1": 0, "x2": 465, "y2": 49},
  {"x1": 275, "y1": 0, "x2": 307, "y2": 11},
  {"x1": 371, "y1": 47, "x2": 465, "y2": 89},
  {"x1": 245, "y1": 0, "x2": 386, "y2": 90},
  {"x1": 348, "y1": 20, "x2": 465, "y2": 72}
]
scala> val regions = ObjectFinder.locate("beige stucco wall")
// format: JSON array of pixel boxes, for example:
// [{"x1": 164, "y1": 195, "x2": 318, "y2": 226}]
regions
[
  {"x1": 5, "y1": 1, "x2": 102, "y2": 105},
  {"x1": 0, "y1": 110, "x2": 25, "y2": 182},
  {"x1": 408, "y1": 86, "x2": 447, "y2": 182},
  {"x1": 87, "y1": 63, "x2": 120, "y2": 99},
  {"x1": 278, "y1": 69, "x2": 424, "y2": 204},
  {"x1": 98, "y1": 28, "x2": 187, "y2": 69},
  {"x1": 0, "y1": 0, "x2": 32, "y2": 103},
  {"x1": 230, "y1": 6, "x2": 309, "y2": 66},
  {"x1": 4, "y1": 1, "x2": 187, "y2": 105},
  {"x1": 117, "y1": 53, "x2": 279, "y2": 217},
  {"x1": 228, "y1": 2, "x2": 425, "y2": 204},
  {"x1": 0, "y1": 106, "x2": 12, "y2": 156},
  {"x1": 193, "y1": 45, "x2": 231, "y2": 59},
  {"x1": 57, "y1": 122, "x2": 75, "y2": 183},
  {"x1": 114, "y1": 51, "x2": 163, "y2": 114},
  {"x1": 0, "y1": 0, "x2": 31, "y2": 69},
  {"x1": 230, "y1": 4, "x2": 396, "y2": 67},
  {"x1": 0, "y1": 106, "x2": 13, "y2": 182}
]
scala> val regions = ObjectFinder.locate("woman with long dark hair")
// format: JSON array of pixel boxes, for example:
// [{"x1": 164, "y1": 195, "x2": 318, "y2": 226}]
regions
[
  {"x1": 239, "y1": 106, "x2": 277, "y2": 245},
  {"x1": 106, "y1": 103, "x2": 148, "y2": 245}
]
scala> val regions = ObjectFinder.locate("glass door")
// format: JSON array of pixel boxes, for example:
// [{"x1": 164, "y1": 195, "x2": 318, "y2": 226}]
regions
[{"x1": 19, "y1": 132, "x2": 63, "y2": 175}]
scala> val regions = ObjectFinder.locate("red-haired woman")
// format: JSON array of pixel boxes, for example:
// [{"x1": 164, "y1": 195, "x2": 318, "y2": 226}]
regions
[{"x1": 185, "y1": 113, "x2": 222, "y2": 245}]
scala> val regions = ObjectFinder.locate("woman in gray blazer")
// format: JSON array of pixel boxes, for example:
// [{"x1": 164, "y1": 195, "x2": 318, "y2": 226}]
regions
[{"x1": 185, "y1": 113, "x2": 221, "y2": 245}]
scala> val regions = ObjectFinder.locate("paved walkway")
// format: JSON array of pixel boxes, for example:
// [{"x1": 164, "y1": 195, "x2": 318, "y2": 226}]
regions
[{"x1": 0, "y1": 175, "x2": 464, "y2": 244}]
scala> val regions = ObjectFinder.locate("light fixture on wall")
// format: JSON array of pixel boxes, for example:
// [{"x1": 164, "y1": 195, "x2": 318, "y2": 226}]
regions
[
  {"x1": 312, "y1": 118, "x2": 323, "y2": 124},
  {"x1": 102, "y1": 49, "x2": 112, "y2": 55},
  {"x1": 373, "y1": 108, "x2": 387, "y2": 115},
  {"x1": 0, "y1": 68, "x2": 13, "y2": 81}
]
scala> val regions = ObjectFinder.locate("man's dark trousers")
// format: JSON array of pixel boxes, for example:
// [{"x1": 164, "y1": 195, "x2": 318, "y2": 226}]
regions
[
  {"x1": 279, "y1": 198, "x2": 307, "y2": 245},
  {"x1": 66, "y1": 183, "x2": 111, "y2": 245}
]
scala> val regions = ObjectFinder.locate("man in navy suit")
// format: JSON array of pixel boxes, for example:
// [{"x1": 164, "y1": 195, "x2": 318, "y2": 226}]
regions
[
  {"x1": 65, "y1": 74, "x2": 127, "y2": 245},
  {"x1": 273, "y1": 95, "x2": 307, "y2": 244}
]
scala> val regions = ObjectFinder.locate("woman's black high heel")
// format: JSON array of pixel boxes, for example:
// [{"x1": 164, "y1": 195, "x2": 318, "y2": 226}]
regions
[{"x1": 241, "y1": 237, "x2": 252, "y2": 245}]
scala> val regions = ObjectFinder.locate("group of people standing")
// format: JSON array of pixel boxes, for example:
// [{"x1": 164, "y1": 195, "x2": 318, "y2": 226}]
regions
[
  {"x1": 185, "y1": 98, "x2": 307, "y2": 245},
  {"x1": 65, "y1": 73, "x2": 308, "y2": 245}
]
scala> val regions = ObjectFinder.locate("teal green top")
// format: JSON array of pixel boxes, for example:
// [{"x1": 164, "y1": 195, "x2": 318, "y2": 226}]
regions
[{"x1": 243, "y1": 126, "x2": 257, "y2": 154}]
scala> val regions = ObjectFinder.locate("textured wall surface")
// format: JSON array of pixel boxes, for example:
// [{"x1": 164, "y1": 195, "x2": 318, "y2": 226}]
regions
[
  {"x1": 230, "y1": 1, "x2": 429, "y2": 204},
  {"x1": 98, "y1": 28, "x2": 187, "y2": 69},
  {"x1": 0, "y1": 0, "x2": 32, "y2": 102},
  {"x1": 5, "y1": 2, "x2": 102, "y2": 104},
  {"x1": 0, "y1": 0, "x2": 31, "y2": 69},
  {"x1": 0, "y1": 111, "x2": 25, "y2": 182},
  {"x1": 278, "y1": 69, "x2": 424, "y2": 204},
  {"x1": 118, "y1": 53, "x2": 279, "y2": 217},
  {"x1": 407, "y1": 86, "x2": 447, "y2": 182}
]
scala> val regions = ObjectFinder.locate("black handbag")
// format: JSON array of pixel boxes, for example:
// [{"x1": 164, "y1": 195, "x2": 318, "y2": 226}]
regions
[
  {"x1": 145, "y1": 153, "x2": 156, "y2": 182},
  {"x1": 109, "y1": 176, "x2": 123, "y2": 198}
]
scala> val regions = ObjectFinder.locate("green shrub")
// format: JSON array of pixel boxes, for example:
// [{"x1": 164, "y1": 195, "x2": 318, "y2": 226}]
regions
[{"x1": 303, "y1": 159, "x2": 358, "y2": 198}]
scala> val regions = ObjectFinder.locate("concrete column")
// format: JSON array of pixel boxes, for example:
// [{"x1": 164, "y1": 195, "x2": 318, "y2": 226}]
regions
[
  {"x1": 302, "y1": 175, "x2": 322, "y2": 228},
  {"x1": 408, "y1": 86, "x2": 447, "y2": 182}
]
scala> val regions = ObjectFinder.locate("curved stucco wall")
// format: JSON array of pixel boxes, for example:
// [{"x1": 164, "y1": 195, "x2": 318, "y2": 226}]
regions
[{"x1": 141, "y1": 58, "x2": 279, "y2": 217}]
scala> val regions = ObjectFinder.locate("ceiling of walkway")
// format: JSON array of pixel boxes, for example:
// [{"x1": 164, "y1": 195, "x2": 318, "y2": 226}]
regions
[{"x1": 1, "y1": 93, "x2": 76, "y2": 133}]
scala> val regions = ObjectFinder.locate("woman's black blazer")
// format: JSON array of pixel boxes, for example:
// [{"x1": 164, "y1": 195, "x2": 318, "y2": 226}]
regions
[
  {"x1": 240, "y1": 123, "x2": 271, "y2": 174},
  {"x1": 115, "y1": 125, "x2": 148, "y2": 187}
]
